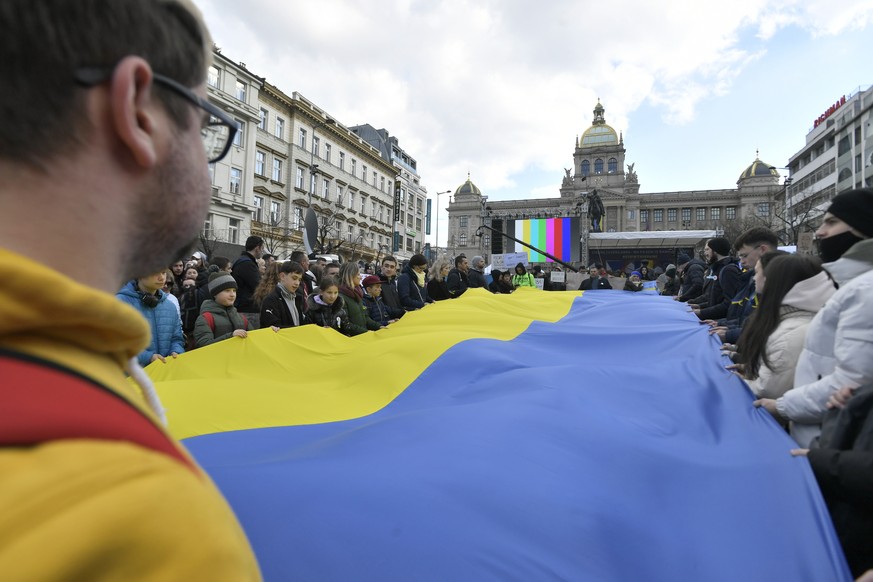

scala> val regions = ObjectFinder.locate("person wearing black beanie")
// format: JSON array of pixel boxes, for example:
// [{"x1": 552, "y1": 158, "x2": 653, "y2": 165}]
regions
[
  {"x1": 816, "y1": 188, "x2": 873, "y2": 263},
  {"x1": 689, "y1": 236, "x2": 741, "y2": 320},
  {"x1": 705, "y1": 237, "x2": 732, "y2": 260}
]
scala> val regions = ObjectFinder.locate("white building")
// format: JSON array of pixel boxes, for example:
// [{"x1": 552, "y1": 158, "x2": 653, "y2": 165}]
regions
[{"x1": 786, "y1": 84, "x2": 873, "y2": 249}]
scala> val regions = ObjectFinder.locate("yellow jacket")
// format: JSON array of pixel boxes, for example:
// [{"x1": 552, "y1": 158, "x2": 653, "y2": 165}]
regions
[{"x1": 0, "y1": 249, "x2": 261, "y2": 581}]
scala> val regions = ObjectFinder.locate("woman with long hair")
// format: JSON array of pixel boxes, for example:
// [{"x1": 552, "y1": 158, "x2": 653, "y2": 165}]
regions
[
  {"x1": 338, "y1": 262, "x2": 381, "y2": 335},
  {"x1": 736, "y1": 253, "x2": 836, "y2": 399},
  {"x1": 426, "y1": 258, "x2": 451, "y2": 301},
  {"x1": 252, "y1": 261, "x2": 281, "y2": 309}
]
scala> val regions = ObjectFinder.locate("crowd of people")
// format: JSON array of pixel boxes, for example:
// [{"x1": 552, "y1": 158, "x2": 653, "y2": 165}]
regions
[
  {"x1": 568, "y1": 189, "x2": 873, "y2": 576},
  {"x1": 140, "y1": 241, "x2": 554, "y2": 354},
  {"x1": 679, "y1": 190, "x2": 873, "y2": 577},
  {"x1": 128, "y1": 191, "x2": 873, "y2": 578},
  {"x1": 4, "y1": 1, "x2": 873, "y2": 577}
]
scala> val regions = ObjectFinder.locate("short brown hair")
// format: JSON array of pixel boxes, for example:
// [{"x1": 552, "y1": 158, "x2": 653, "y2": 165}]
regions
[{"x1": 0, "y1": 0, "x2": 211, "y2": 168}]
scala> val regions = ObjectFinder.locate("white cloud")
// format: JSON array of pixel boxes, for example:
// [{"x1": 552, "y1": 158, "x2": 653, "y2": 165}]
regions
[{"x1": 197, "y1": 0, "x2": 873, "y2": 199}]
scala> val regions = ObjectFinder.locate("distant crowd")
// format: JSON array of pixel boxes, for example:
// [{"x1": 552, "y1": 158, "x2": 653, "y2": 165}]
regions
[{"x1": 119, "y1": 241, "x2": 558, "y2": 365}]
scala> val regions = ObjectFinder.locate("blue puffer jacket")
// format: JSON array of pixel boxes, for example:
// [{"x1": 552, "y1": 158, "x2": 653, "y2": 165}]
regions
[{"x1": 116, "y1": 280, "x2": 185, "y2": 366}]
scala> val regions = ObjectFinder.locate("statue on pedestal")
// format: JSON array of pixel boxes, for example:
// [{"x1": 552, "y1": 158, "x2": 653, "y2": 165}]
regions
[{"x1": 589, "y1": 190, "x2": 605, "y2": 233}]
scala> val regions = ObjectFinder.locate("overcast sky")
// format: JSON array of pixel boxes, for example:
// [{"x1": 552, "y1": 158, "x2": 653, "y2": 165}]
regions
[{"x1": 197, "y1": 0, "x2": 873, "y2": 241}]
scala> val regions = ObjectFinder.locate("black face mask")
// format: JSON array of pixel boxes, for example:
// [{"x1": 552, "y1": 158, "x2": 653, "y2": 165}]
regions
[{"x1": 817, "y1": 230, "x2": 864, "y2": 263}]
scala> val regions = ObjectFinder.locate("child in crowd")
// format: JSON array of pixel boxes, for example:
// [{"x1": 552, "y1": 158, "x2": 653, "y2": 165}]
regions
[
  {"x1": 362, "y1": 275, "x2": 402, "y2": 327},
  {"x1": 260, "y1": 261, "x2": 306, "y2": 330},
  {"x1": 116, "y1": 271, "x2": 185, "y2": 366},
  {"x1": 338, "y1": 262, "x2": 382, "y2": 335},
  {"x1": 624, "y1": 271, "x2": 643, "y2": 292},
  {"x1": 193, "y1": 273, "x2": 250, "y2": 348},
  {"x1": 305, "y1": 276, "x2": 352, "y2": 334}
]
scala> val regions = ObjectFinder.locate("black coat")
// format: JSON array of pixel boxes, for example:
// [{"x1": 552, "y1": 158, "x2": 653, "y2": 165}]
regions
[
  {"x1": 677, "y1": 259, "x2": 706, "y2": 302},
  {"x1": 467, "y1": 268, "x2": 487, "y2": 289},
  {"x1": 259, "y1": 285, "x2": 305, "y2": 329},
  {"x1": 380, "y1": 276, "x2": 404, "y2": 314},
  {"x1": 697, "y1": 257, "x2": 742, "y2": 320},
  {"x1": 305, "y1": 295, "x2": 352, "y2": 334},
  {"x1": 427, "y1": 278, "x2": 451, "y2": 301},
  {"x1": 446, "y1": 268, "x2": 468, "y2": 298},
  {"x1": 809, "y1": 384, "x2": 873, "y2": 577},
  {"x1": 579, "y1": 276, "x2": 612, "y2": 290},
  {"x1": 231, "y1": 252, "x2": 261, "y2": 312}
]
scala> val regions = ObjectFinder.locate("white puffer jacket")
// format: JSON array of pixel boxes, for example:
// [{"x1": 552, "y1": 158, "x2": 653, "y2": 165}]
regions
[
  {"x1": 747, "y1": 271, "x2": 836, "y2": 400},
  {"x1": 777, "y1": 239, "x2": 873, "y2": 447}
]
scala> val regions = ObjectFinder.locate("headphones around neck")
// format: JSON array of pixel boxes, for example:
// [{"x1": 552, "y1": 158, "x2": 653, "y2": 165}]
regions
[{"x1": 134, "y1": 280, "x2": 160, "y2": 308}]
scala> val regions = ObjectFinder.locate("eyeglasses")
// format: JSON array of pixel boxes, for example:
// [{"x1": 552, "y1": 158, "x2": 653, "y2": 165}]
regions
[
  {"x1": 74, "y1": 67, "x2": 239, "y2": 163},
  {"x1": 737, "y1": 244, "x2": 762, "y2": 260}
]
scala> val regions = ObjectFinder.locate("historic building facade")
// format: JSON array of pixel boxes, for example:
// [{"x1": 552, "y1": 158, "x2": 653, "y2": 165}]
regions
[
  {"x1": 201, "y1": 48, "x2": 408, "y2": 263},
  {"x1": 351, "y1": 125, "x2": 428, "y2": 262},
  {"x1": 446, "y1": 101, "x2": 783, "y2": 268}
]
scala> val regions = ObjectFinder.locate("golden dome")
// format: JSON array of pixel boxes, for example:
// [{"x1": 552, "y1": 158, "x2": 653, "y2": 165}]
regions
[{"x1": 579, "y1": 99, "x2": 618, "y2": 149}]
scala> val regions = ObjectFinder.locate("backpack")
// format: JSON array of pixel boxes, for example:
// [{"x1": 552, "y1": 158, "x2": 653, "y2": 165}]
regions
[
  {"x1": 201, "y1": 311, "x2": 249, "y2": 333},
  {"x1": 0, "y1": 350, "x2": 197, "y2": 474}
]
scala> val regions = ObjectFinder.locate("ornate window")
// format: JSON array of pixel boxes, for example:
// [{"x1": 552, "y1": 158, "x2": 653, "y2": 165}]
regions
[
  {"x1": 608, "y1": 158, "x2": 617, "y2": 173},
  {"x1": 667, "y1": 208, "x2": 677, "y2": 222},
  {"x1": 594, "y1": 159, "x2": 603, "y2": 174},
  {"x1": 696, "y1": 208, "x2": 706, "y2": 221},
  {"x1": 460, "y1": 216, "x2": 468, "y2": 227},
  {"x1": 726, "y1": 206, "x2": 736, "y2": 220},
  {"x1": 459, "y1": 232, "x2": 467, "y2": 246},
  {"x1": 581, "y1": 160, "x2": 590, "y2": 176}
]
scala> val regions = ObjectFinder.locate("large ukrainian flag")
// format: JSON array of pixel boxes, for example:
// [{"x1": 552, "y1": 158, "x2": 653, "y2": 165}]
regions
[{"x1": 149, "y1": 290, "x2": 851, "y2": 581}]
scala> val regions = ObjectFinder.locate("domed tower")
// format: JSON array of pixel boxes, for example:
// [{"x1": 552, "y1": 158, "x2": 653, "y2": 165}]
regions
[
  {"x1": 568, "y1": 100, "x2": 630, "y2": 196},
  {"x1": 453, "y1": 174, "x2": 483, "y2": 200},
  {"x1": 737, "y1": 152, "x2": 780, "y2": 194},
  {"x1": 446, "y1": 173, "x2": 487, "y2": 258},
  {"x1": 735, "y1": 152, "x2": 781, "y2": 230}
]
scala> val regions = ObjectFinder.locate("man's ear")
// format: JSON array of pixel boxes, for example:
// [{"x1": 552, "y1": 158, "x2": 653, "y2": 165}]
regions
[{"x1": 109, "y1": 56, "x2": 160, "y2": 169}]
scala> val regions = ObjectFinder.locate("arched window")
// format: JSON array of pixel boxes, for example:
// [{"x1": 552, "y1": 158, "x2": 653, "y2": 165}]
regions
[
  {"x1": 608, "y1": 158, "x2": 617, "y2": 173},
  {"x1": 459, "y1": 232, "x2": 467, "y2": 246},
  {"x1": 594, "y1": 159, "x2": 603, "y2": 174},
  {"x1": 581, "y1": 160, "x2": 590, "y2": 176},
  {"x1": 838, "y1": 168, "x2": 853, "y2": 182}
]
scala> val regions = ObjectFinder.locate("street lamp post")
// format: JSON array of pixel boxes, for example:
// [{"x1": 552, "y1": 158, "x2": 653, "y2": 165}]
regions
[{"x1": 432, "y1": 190, "x2": 452, "y2": 257}]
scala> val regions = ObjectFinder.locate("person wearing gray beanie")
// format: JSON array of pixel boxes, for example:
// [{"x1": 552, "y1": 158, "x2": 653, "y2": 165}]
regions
[
  {"x1": 194, "y1": 272, "x2": 249, "y2": 348},
  {"x1": 467, "y1": 255, "x2": 487, "y2": 289},
  {"x1": 207, "y1": 272, "x2": 237, "y2": 298}
]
